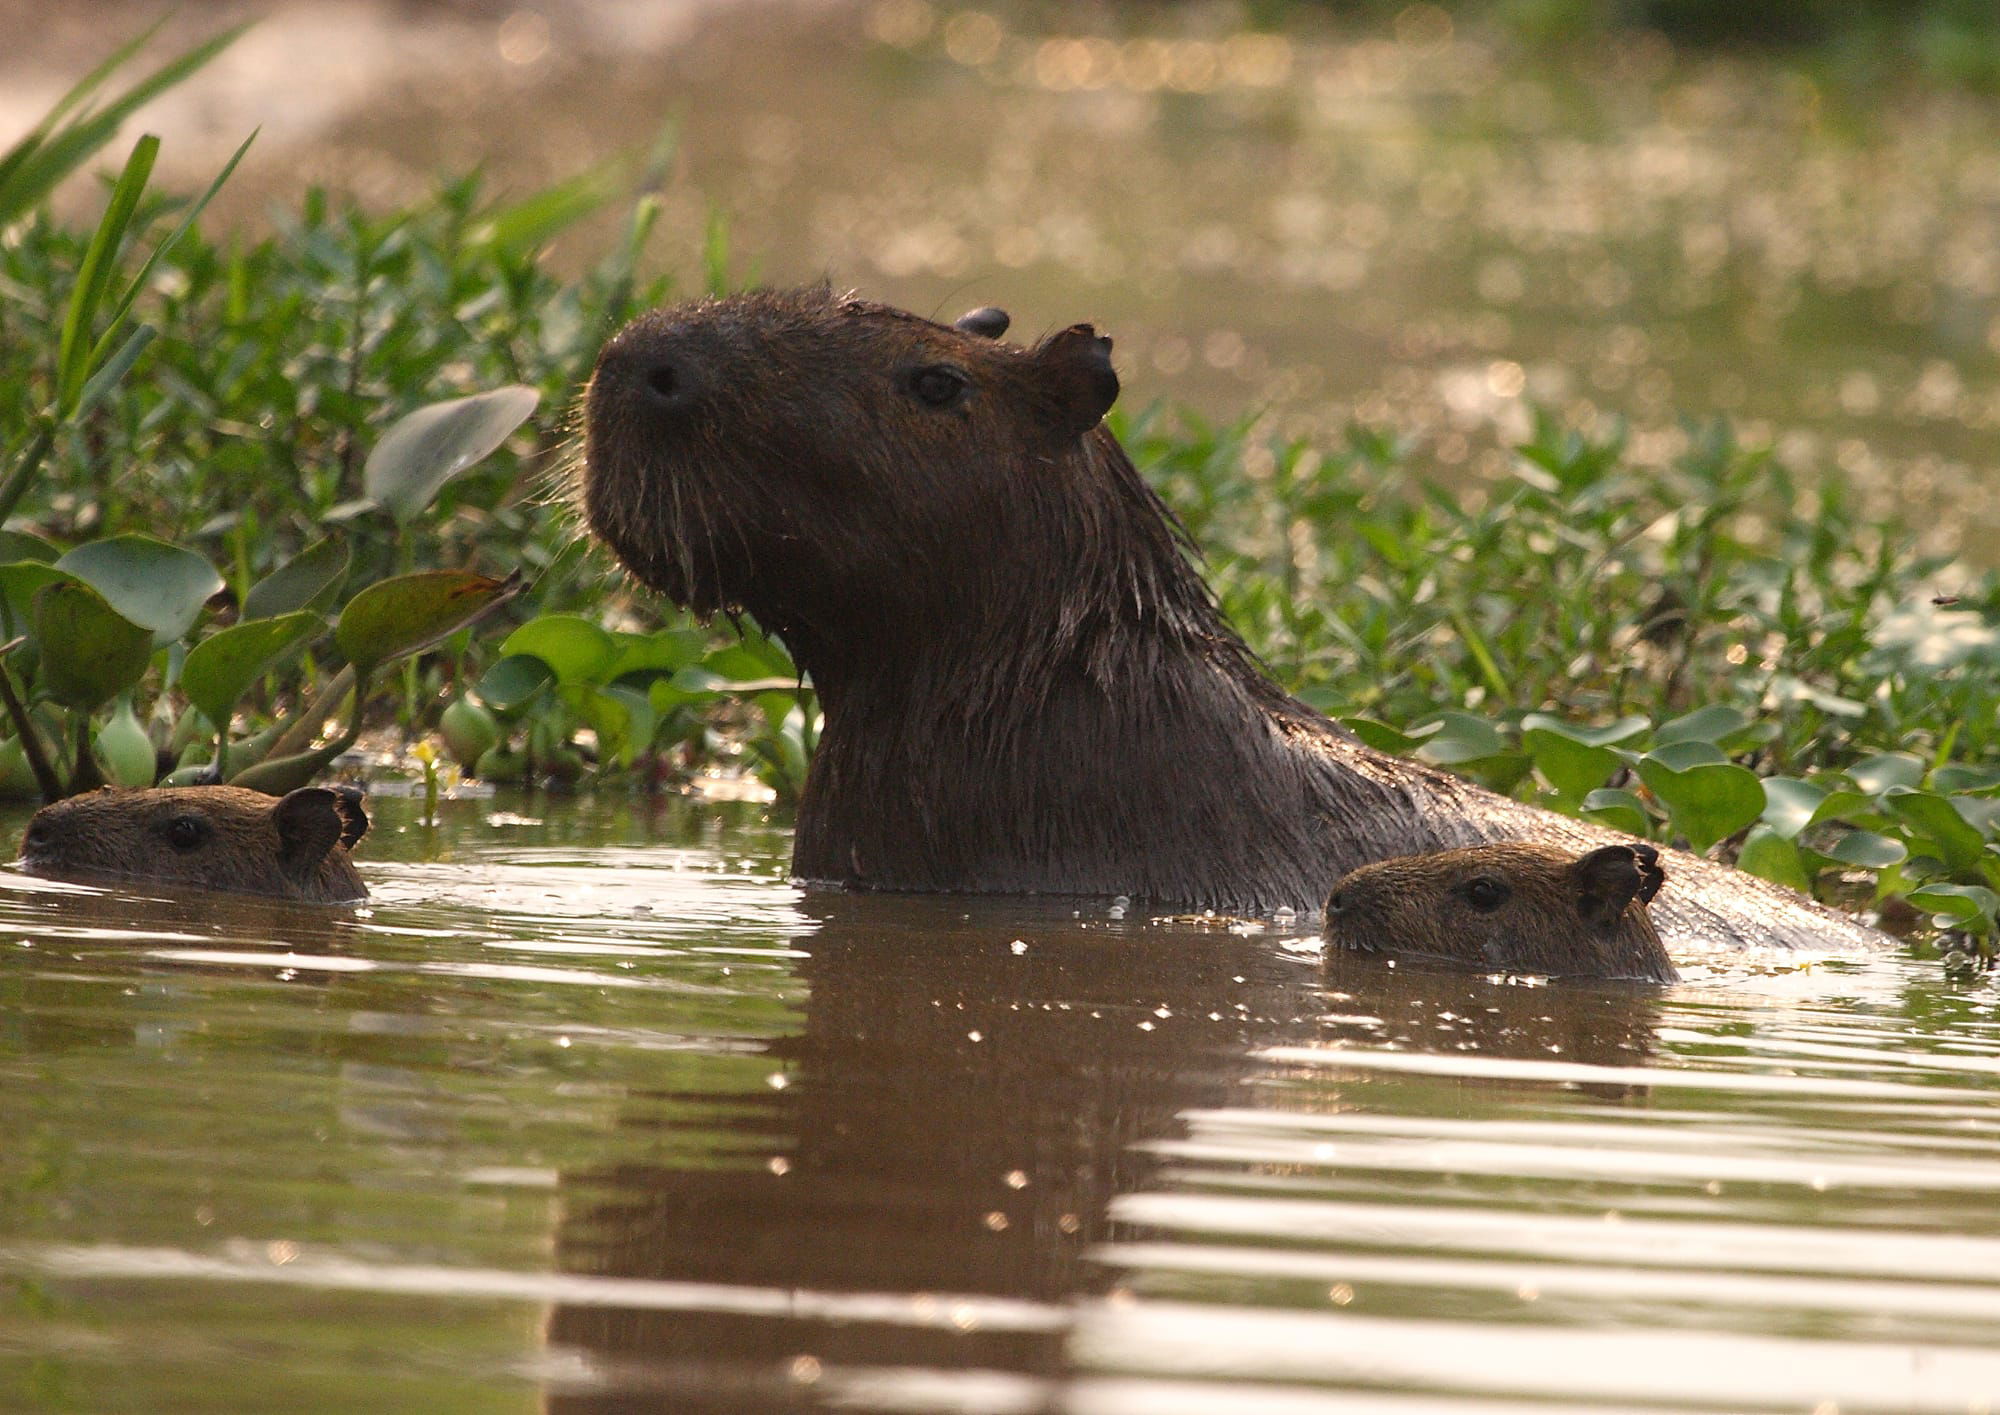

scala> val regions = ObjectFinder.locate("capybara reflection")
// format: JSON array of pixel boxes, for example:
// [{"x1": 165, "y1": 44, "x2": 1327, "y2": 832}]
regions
[
  {"x1": 18, "y1": 785, "x2": 369, "y2": 902},
  {"x1": 580, "y1": 286, "x2": 1877, "y2": 956},
  {"x1": 1325, "y1": 841, "x2": 1675, "y2": 982}
]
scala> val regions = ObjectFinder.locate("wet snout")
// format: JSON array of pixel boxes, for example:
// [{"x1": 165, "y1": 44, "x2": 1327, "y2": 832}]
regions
[{"x1": 591, "y1": 314, "x2": 711, "y2": 420}]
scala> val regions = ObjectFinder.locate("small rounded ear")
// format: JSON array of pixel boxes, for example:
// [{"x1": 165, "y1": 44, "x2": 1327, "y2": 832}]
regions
[
  {"x1": 274, "y1": 788, "x2": 346, "y2": 874},
  {"x1": 329, "y1": 784, "x2": 370, "y2": 851},
  {"x1": 1033, "y1": 323, "x2": 1119, "y2": 436},
  {"x1": 1570, "y1": 844, "x2": 1658, "y2": 924},
  {"x1": 954, "y1": 306, "x2": 1010, "y2": 339}
]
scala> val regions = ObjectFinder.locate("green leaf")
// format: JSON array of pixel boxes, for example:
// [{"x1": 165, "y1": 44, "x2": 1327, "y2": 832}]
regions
[
  {"x1": 500, "y1": 614, "x2": 618, "y2": 686},
  {"x1": 1907, "y1": 883, "x2": 1999, "y2": 932},
  {"x1": 57, "y1": 134, "x2": 157, "y2": 414},
  {"x1": 475, "y1": 654, "x2": 555, "y2": 712},
  {"x1": 242, "y1": 538, "x2": 351, "y2": 620},
  {"x1": 1848, "y1": 752, "x2": 1927, "y2": 796},
  {"x1": 56, "y1": 535, "x2": 223, "y2": 644},
  {"x1": 1882, "y1": 787, "x2": 1990, "y2": 874},
  {"x1": 607, "y1": 627, "x2": 706, "y2": 683},
  {"x1": 181, "y1": 612, "x2": 321, "y2": 731},
  {"x1": 335, "y1": 569, "x2": 522, "y2": 676},
  {"x1": 1644, "y1": 738, "x2": 1730, "y2": 771},
  {"x1": 1580, "y1": 787, "x2": 1653, "y2": 837},
  {"x1": 32, "y1": 580, "x2": 152, "y2": 710},
  {"x1": 1520, "y1": 712, "x2": 1650, "y2": 749},
  {"x1": 1824, "y1": 830, "x2": 1909, "y2": 870},
  {"x1": 467, "y1": 166, "x2": 617, "y2": 255},
  {"x1": 0, "y1": 533, "x2": 59, "y2": 565},
  {"x1": 1411, "y1": 710, "x2": 1507, "y2": 765},
  {"x1": 1737, "y1": 824, "x2": 1812, "y2": 892},
  {"x1": 1808, "y1": 788, "x2": 1887, "y2": 829},
  {"x1": 1339, "y1": 716, "x2": 1441, "y2": 754},
  {"x1": 1522, "y1": 719, "x2": 1629, "y2": 800},
  {"x1": 1760, "y1": 776, "x2": 1830, "y2": 840},
  {"x1": 1653, "y1": 704, "x2": 1752, "y2": 748},
  {"x1": 71, "y1": 321, "x2": 156, "y2": 417},
  {"x1": 1636, "y1": 754, "x2": 1765, "y2": 854},
  {"x1": 362, "y1": 386, "x2": 540, "y2": 522},
  {"x1": 1932, "y1": 764, "x2": 2000, "y2": 795}
]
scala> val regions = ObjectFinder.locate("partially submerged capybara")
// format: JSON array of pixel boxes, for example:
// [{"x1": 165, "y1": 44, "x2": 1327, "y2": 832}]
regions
[
  {"x1": 17, "y1": 785, "x2": 369, "y2": 902},
  {"x1": 579, "y1": 286, "x2": 1880, "y2": 956},
  {"x1": 1324, "y1": 841, "x2": 1674, "y2": 982}
]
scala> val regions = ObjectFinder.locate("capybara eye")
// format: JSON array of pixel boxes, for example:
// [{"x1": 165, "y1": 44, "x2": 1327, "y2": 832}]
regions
[
  {"x1": 1461, "y1": 876, "x2": 1510, "y2": 912},
  {"x1": 163, "y1": 815, "x2": 209, "y2": 851},
  {"x1": 907, "y1": 364, "x2": 969, "y2": 409}
]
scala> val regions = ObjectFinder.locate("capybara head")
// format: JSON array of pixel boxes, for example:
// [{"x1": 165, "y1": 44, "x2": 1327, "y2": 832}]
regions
[
  {"x1": 1323, "y1": 841, "x2": 1674, "y2": 982},
  {"x1": 580, "y1": 287, "x2": 1199, "y2": 659},
  {"x1": 17, "y1": 785, "x2": 369, "y2": 903}
]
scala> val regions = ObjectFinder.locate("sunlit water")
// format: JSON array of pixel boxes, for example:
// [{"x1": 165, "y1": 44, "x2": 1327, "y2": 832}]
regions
[{"x1": 3, "y1": 793, "x2": 1997, "y2": 1413}]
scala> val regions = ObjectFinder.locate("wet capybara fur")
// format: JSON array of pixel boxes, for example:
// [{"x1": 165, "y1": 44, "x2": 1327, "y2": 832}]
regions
[
  {"x1": 580, "y1": 286, "x2": 1880, "y2": 957},
  {"x1": 1325, "y1": 841, "x2": 1674, "y2": 982},
  {"x1": 18, "y1": 785, "x2": 369, "y2": 902}
]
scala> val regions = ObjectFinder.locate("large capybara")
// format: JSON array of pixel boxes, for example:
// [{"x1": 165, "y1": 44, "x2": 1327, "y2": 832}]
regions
[
  {"x1": 17, "y1": 785, "x2": 369, "y2": 902},
  {"x1": 1324, "y1": 841, "x2": 1675, "y2": 982},
  {"x1": 579, "y1": 286, "x2": 1880, "y2": 957}
]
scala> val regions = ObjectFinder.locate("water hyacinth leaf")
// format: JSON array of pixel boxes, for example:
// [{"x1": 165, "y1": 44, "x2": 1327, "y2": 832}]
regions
[
  {"x1": 1848, "y1": 752, "x2": 1927, "y2": 796},
  {"x1": 1808, "y1": 788, "x2": 1887, "y2": 830},
  {"x1": 1521, "y1": 725, "x2": 1622, "y2": 800},
  {"x1": 1824, "y1": 830, "x2": 1908, "y2": 870},
  {"x1": 1932, "y1": 764, "x2": 2000, "y2": 795},
  {"x1": 607, "y1": 627, "x2": 707, "y2": 683},
  {"x1": 181, "y1": 612, "x2": 321, "y2": 732},
  {"x1": 334, "y1": 569, "x2": 521, "y2": 677},
  {"x1": 1738, "y1": 824, "x2": 1813, "y2": 893},
  {"x1": 1761, "y1": 776, "x2": 1830, "y2": 840},
  {"x1": 363, "y1": 386, "x2": 540, "y2": 523},
  {"x1": 0, "y1": 533, "x2": 58, "y2": 565},
  {"x1": 475, "y1": 654, "x2": 554, "y2": 712},
  {"x1": 1653, "y1": 704, "x2": 1752, "y2": 748},
  {"x1": 32, "y1": 580, "x2": 152, "y2": 710},
  {"x1": 242, "y1": 538, "x2": 350, "y2": 621},
  {"x1": 1882, "y1": 787, "x2": 1990, "y2": 873},
  {"x1": 1339, "y1": 716, "x2": 1441, "y2": 754},
  {"x1": 1520, "y1": 712, "x2": 1649, "y2": 749},
  {"x1": 1635, "y1": 755, "x2": 1765, "y2": 854},
  {"x1": 0, "y1": 561, "x2": 74, "y2": 641},
  {"x1": 56, "y1": 535, "x2": 223, "y2": 644},
  {"x1": 1907, "y1": 883, "x2": 1999, "y2": 932},
  {"x1": 1580, "y1": 787, "x2": 1652, "y2": 837},
  {"x1": 705, "y1": 634, "x2": 799, "y2": 682},
  {"x1": 1644, "y1": 738, "x2": 1730, "y2": 772},
  {"x1": 501, "y1": 614, "x2": 618, "y2": 686},
  {"x1": 1411, "y1": 710, "x2": 1507, "y2": 765},
  {"x1": 649, "y1": 667, "x2": 725, "y2": 712}
]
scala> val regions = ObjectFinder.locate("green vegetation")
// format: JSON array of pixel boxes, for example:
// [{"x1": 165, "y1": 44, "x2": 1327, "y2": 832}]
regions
[{"x1": 5, "y1": 28, "x2": 1999, "y2": 964}]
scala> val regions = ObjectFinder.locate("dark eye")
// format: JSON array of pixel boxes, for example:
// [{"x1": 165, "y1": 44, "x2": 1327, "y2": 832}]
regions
[
  {"x1": 1326, "y1": 890, "x2": 1345, "y2": 914},
  {"x1": 907, "y1": 364, "x2": 968, "y2": 409},
  {"x1": 1461, "y1": 876, "x2": 1510, "y2": 913},
  {"x1": 164, "y1": 815, "x2": 209, "y2": 851}
]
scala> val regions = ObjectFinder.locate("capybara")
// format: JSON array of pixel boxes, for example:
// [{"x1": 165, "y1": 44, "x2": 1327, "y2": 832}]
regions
[
  {"x1": 579, "y1": 286, "x2": 1878, "y2": 956},
  {"x1": 1324, "y1": 841, "x2": 1675, "y2": 982},
  {"x1": 17, "y1": 785, "x2": 369, "y2": 902}
]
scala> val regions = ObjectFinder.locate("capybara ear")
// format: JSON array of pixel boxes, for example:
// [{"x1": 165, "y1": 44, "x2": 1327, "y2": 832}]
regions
[
  {"x1": 1570, "y1": 844, "x2": 1653, "y2": 923},
  {"x1": 274, "y1": 788, "x2": 347, "y2": 873},
  {"x1": 954, "y1": 306, "x2": 1011, "y2": 340},
  {"x1": 1033, "y1": 324, "x2": 1119, "y2": 436},
  {"x1": 328, "y1": 784, "x2": 370, "y2": 850},
  {"x1": 1628, "y1": 841, "x2": 1666, "y2": 903}
]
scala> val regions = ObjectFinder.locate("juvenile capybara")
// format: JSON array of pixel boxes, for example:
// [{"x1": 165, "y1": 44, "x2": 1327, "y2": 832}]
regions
[
  {"x1": 1324, "y1": 841, "x2": 1675, "y2": 982},
  {"x1": 17, "y1": 785, "x2": 369, "y2": 902},
  {"x1": 579, "y1": 286, "x2": 1878, "y2": 957}
]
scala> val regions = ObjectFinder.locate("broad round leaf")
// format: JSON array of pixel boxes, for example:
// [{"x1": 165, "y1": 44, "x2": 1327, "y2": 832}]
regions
[
  {"x1": 57, "y1": 534, "x2": 223, "y2": 644},
  {"x1": 0, "y1": 531, "x2": 59, "y2": 564},
  {"x1": 501, "y1": 614, "x2": 618, "y2": 686},
  {"x1": 181, "y1": 612, "x2": 322, "y2": 729},
  {"x1": 1883, "y1": 787, "x2": 1989, "y2": 874},
  {"x1": 1760, "y1": 776, "x2": 1830, "y2": 840},
  {"x1": 1653, "y1": 704, "x2": 1752, "y2": 748},
  {"x1": 335, "y1": 570, "x2": 521, "y2": 677},
  {"x1": 363, "y1": 386, "x2": 540, "y2": 522},
  {"x1": 1908, "y1": 883, "x2": 2000, "y2": 931},
  {"x1": 1644, "y1": 739, "x2": 1730, "y2": 771},
  {"x1": 1412, "y1": 710, "x2": 1507, "y2": 765},
  {"x1": 33, "y1": 580, "x2": 153, "y2": 710},
  {"x1": 1338, "y1": 716, "x2": 1442, "y2": 755},
  {"x1": 1847, "y1": 752, "x2": 1926, "y2": 796},
  {"x1": 1636, "y1": 756, "x2": 1765, "y2": 855},
  {"x1": 1580, "y1": 787, "x2": 1653, "y2": 837},
  {"x1": 1737, "y1": 824, "x2": 1812, "y2": 892},
  {"x1": 242, "y1": 538, "x2": 350, "y2": 621},
  {"x1": 1519, "y1": 712, "x2": 1649, "y2": 749},
  {"x1": 1824, "y1": 830, "x2": 1909, "y2": 870},
  {"x1": 608, "y1": 627, "x2": 706, "y2": 683},
  {"x1": 0, "y1": 561, "x2": 73, "y2": 641},
  {"x1": 1522, "y1": 727, "x2": 1620, "y2": 801},
  {"x1": 475, "y1": 654, "x2": 555, "y2": 712}
]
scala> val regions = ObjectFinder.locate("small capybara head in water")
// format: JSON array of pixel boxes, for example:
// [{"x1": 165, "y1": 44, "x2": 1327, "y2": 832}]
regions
[
  {"x1": 17, "y1": 785, "x2": 369, "y2": 902},
  {"x1": 1324, "y1": 841, "x2": 1674, "y2": 982},
  {"x1": 580, "y1": 287, "x2": 1150, "y2": 646}
]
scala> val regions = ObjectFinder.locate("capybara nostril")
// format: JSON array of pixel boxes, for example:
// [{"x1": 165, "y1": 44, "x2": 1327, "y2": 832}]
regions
[{"x1": 641, "y1": 356, "x2": 691, "y2": 410}]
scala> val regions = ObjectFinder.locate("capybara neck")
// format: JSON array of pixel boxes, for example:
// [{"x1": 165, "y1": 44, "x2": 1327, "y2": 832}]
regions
[{"x1": 582, "y1": 286, "x2": 1883, "y2": 955}]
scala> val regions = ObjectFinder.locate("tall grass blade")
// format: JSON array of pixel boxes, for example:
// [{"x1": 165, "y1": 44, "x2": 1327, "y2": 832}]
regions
[{"x1": 56, "y1": 134, "x2": 157, "y2": 414}]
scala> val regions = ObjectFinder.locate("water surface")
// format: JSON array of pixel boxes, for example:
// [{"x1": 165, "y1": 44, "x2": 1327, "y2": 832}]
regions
[{"x1": 3, "y1": 793, "x2": 1996, "y2": 1413}]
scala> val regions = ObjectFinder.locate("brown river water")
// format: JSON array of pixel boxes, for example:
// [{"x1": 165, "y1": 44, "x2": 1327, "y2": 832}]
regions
[
  {"x1": 4, "y1": 792, "x2": 1999, "y2": 1413},
  {"x1": 6, "y1": 2, "x2": 2000, "y2": 1410}
]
